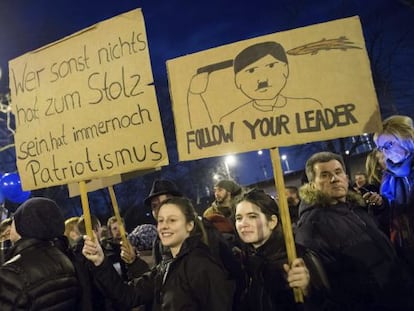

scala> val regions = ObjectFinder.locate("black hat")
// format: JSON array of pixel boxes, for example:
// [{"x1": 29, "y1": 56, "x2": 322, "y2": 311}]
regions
[
  {"x1": 13, "y1": 197, "x2": 64, "y2": 240},
  {"x1": 144, "y1": 180, "x2": 182, "y2": 206},
  {"x1": 215, "y1": 180, "x2": 242, "y2": 196}
]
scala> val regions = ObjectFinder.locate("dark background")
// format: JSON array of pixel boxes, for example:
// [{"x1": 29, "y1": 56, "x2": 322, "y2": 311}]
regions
[{"x1": 0, "y1": 0, "x2": 413, "y2": 229}]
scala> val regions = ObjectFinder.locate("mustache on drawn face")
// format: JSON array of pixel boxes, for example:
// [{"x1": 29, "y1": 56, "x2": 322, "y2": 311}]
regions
[{"x1": 256, "y1": 80, "x2": 269, "y2": 90}]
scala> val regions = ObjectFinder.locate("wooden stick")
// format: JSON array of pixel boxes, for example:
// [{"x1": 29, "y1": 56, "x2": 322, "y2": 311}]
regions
[
  {"x1": 270, "y1": 147, "x2": 304, "y2": 303},
  {"x1": 108, "y1": 185, "x2": 128, "y2": 246},
  {"x1": 79, "y1": 180, "x2": 94, "y2": 241}
]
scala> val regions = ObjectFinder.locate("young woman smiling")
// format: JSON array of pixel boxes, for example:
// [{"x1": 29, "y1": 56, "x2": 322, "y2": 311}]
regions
[
  {"x1": 83, "y1": 197, "x2": 235, "y2": 311},
  {"x1": 234, "y1": 189, "x2": 326, "y2": 311}
]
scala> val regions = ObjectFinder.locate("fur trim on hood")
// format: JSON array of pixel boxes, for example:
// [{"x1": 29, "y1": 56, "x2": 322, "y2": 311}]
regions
[{"x1": 299, "y1": 183, "x2": 366, "y2": 208}]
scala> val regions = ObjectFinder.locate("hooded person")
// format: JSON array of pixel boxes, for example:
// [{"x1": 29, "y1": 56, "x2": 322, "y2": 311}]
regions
[{"x1": 0, "y1": 197, "x2": 79, "y2": 310}]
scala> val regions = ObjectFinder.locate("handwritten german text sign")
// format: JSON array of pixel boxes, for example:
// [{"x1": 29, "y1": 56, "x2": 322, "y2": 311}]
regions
[{"x1": 10, "y1": 9, "x2": 168, "y2": 190}]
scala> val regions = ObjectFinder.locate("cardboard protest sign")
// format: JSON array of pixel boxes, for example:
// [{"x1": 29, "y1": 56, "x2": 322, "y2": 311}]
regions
[
  {"x1": 67, "y1": 175, "x2": 122, "y2": 198},
  {"x1": 167, "y1": 16, "x2": 382, "y2": 161},
  {"x1": 67, "y1": 167, "x2": 159, "y2": 197},
  {"x1": 9, "y1": 8, "x2": 168, "y2": 190}
]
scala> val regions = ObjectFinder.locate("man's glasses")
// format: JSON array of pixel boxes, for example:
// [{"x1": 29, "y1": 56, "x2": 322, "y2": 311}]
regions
[{"x1": 377, "y1": 141, "x2": 394, "y2": 152}]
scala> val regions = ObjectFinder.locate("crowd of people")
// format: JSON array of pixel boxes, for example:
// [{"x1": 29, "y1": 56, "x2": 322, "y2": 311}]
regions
[{"x1": 0, "y1": 114, "x2": 413, "y2": 310}]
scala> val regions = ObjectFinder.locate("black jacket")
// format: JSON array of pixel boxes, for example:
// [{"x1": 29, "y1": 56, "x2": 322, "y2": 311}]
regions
[
  {"x1": 239, "y1": 228, "x2": 327, "y2": 311},
  {"x1": 295, "y1": 185, "x2": 414, "y2": 311},
  {"x1": 240, "y1": 229, "x2": 300, "y2": 311},
  {"x1": 0, "y1": 238, "x2": 79, "y2": 310},
  {"x1": 90, "y1": 235, "x2": 235, "y2": 311}
]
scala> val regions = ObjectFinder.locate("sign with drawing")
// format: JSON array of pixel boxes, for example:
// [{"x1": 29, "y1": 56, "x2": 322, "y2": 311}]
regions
[
  {"x1": 167, "y1": 16, "x2": 382, "y2": 161},
  {"x1": 9, "y1": 9, "x2": 168, "y2": 190}
]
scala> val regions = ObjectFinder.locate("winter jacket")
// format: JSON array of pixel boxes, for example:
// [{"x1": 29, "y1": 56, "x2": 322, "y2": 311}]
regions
[
  {"x1": 239, "y1": 227, "x2": 327, "y2": 311},
  {"x1": 90, "y1": 234, "x2": 235, "y2": 311},
  {"x1": 239, "y1": 228, "x2": 300, "y2": 311},
  {"x1": 295, "y1": 185, "x2": 414, "y2": 311},
  {"x1": 0, "y1": 238, "x2": 79, "y2": 310},
  {"x1": 203, "y1": 201, "x2": 233, "y2": 218}
]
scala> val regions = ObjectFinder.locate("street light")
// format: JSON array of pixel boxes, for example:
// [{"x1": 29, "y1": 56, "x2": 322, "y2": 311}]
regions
[
  {"x1": 281, "y1": 154, "x2": 290, "y2": 172},
  {"x1": 224, "y1": 155, "x2": 236, "y2": 178},
  {"x1": 257, "y1": 150, "x2": 268, "y2": 178}
]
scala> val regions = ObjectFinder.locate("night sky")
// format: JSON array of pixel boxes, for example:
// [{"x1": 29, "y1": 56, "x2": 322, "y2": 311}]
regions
[{"x1": 0, "y1": 0, "x2": 413, "y2": 218}]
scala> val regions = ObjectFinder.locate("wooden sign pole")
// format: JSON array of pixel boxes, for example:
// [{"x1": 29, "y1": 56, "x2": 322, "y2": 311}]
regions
[
  {"x1": 108, "y1": 185, "x2": 129, "y2": 246},
  {"x1": 270, "y1": 147, "x2": 304, "y2": 303},
  {"x1": 79, "y1": 180, "x2": 94, "y2": 241}
]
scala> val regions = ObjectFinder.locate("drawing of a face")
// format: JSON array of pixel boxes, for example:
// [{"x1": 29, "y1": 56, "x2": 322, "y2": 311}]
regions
[{"x1": 235, "y1": 54, "x2": 289, "y2": 101}]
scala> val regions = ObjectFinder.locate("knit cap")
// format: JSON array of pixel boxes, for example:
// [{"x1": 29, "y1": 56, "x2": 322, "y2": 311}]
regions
[
  {"x1": 13, "y1": 197, "x2": 64, "y2": 240},
  {"x1": 215, "y1": 180, "x2": 242, "y2": 196},
  {"x1": 128, "y1": 224, "x2": 158, "y2": 251}
]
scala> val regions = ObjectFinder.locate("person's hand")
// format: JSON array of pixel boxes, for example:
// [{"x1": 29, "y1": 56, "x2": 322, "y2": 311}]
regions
[
  {"x1": 120, "y1": 239, "x2": 137, "y2": 264},
  {"x1": 363, "y1": 191, "x2": 383, "y2": 206},
  {"x1": 82, "y1": 233, "x2": 104, "y2": 266},
  {"x1": 283, "y1": 258, "x2": 310, "y2": 295}
]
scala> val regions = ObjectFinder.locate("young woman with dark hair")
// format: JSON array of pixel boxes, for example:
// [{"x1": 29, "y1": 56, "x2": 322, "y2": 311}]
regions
[
  {"x1": 83, "y1": 196, "x2": 235, "y2": 311},
  {"x1": 234, "y1": 189, "x2": 326, "y2": 311}
]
